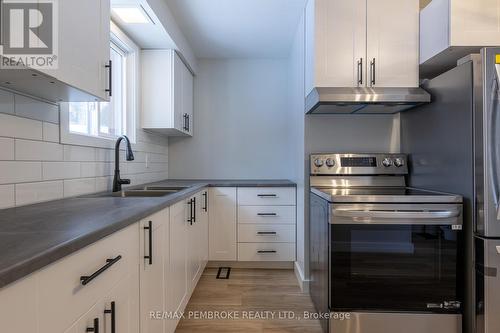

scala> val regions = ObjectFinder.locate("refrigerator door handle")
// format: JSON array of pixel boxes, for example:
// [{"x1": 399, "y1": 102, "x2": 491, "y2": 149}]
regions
[{"x1": 488, "y1": 71, "x2": 500, "y2": 220}]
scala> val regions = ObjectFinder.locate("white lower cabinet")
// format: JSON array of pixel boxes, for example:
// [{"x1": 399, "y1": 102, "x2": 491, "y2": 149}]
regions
[
  {"x1": 208, "y1": 187, "x2": 237, "y2": 261},
  {"x1": 140, "y1": 210, "x2": 168, "y2": 333},
  {"x1": 0, "y1": 275, "x2": 38, "y2": 333}
]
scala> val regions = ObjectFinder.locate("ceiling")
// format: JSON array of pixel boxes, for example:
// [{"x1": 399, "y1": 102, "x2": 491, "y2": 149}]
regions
[{"x1": 164, "y1": 0, "x2": 308, "y2": 59}]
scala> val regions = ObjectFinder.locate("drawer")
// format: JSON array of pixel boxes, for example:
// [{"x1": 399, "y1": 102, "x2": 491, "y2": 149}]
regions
[
  {"x1": 238, "y1": 205, "x2": 296, "y2": 224},
  {"x1": 238, "y1": 187, "x2": 296, "y2": 206},
  {"x1": 37, "y1": 223, "x2": 139, "y2": 333},
  {"x1": 238, "y1": 224, "x2": 296, "y2": 243},
  {"x1": 238, "y1": 243, "x2": 296, "y2": 261}
]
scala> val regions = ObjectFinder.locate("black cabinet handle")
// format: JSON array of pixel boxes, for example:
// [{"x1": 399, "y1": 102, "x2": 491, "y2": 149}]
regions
[
  {"x1": 86, "y1": 318, "x2": 99, "y2": 333},
  {"x1": 187, "y1": 114, "x2": 190, "y2": 132},
  {"x1": 183, "y1": 113, "x2": 189, "y2": 131},
  {"x1": 202, "y1": 191, "x2": 208, "y2": 212},
  {"x1": 257, "y1": 194, "x2": 277, "y2": 198},
  {"x1": 257, "y1": 213, "x2": 277, "y2": 216},
  {"x1": 104, "y1": 302, "x2": 116, "y2": 333},
  {"x1": 357, "y1": 58, "x2": 363, "y2": 85},
  {"x1": 105, "y1": 60, "x2": 112, "y2": 97},
  {"x1": 187, "y1": 199, "x2": 193, "y2": 225},
  {"x1": 144, "y1": 221, "x2": 153, "y2": 265},
  {"x1": 193, "y1": 197, "x2": 196, "y2": 223},
  {"x1": 370, "y1": 58, "x2": 376, "y2": 86},
  {"x1": 257, "y1": 250, "x2": 277, "y2": 254},
  {"x1": 80, "y1": 255, "x2": 122, "y2": 286},
  {"x1": 257, "y1": 231, "x2": 277, "y2": 235}
]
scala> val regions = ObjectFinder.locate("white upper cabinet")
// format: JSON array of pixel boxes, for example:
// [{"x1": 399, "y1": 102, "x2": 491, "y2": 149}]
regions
[
  {"x1": 305, "y1": 0, "x2": 366, "y2": 94},
  {"x1": 366, "y1": 0, "x2": 419, "y2": 87},
  {"x1": 142, "y1": 50, "x2": 194, "y2": 137},
  {"x1": 420, "y1": 0, "x2": 500, "y2": 77},
  {"x1": 0, "y1": 0, "x2": 111, "y2": 102},
  {"x1": 305, "y1": 0, "x2": 419, "y2": 96}
]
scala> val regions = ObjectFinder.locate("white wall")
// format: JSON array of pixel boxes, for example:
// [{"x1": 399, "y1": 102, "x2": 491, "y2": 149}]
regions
[
  {"x1": 288, "y1": 12, "x2": 307, "y2": 284},
  {"x1": 0, "y1": 89, "x2": 169, "y2": 209},
  {"x1": 168, "y1": 59, "x2": 292, "y2": 179}
]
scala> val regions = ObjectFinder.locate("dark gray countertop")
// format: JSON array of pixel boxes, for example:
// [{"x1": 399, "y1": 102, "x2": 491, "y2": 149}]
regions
[{"x1": 0, "y1": 179, "x2": 295, "y2": 289}]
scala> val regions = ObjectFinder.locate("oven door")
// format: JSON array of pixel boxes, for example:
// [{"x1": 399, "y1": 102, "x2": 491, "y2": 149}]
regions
[{"x1": 330, "y1": 203, "x2": 463, "y2": 314}]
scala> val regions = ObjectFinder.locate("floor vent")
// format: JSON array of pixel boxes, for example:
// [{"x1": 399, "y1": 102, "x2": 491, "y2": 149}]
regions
[{"x1": 216, "y1": 267, "x2": 231, "y2": 279}]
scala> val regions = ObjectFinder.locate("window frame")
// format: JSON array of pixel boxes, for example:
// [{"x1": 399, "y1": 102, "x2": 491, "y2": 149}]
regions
[{"x1": 60, "y1": 22, "x2": 139, "y2": 149}]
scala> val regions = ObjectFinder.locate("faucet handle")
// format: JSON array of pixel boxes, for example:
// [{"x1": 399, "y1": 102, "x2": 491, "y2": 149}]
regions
[{"x1": 120, "y1": 179, "x2": 131, "y2": 185}]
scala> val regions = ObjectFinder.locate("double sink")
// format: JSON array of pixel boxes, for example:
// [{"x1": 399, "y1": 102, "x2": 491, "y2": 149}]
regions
[{"x1": 86, "y1": 186, "x2": 189, "y2": 198}]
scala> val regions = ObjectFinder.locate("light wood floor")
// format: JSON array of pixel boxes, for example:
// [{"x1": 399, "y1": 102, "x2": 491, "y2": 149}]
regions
[{"x1": 176, "y1": 268, "x2": 323, "y2": 333}]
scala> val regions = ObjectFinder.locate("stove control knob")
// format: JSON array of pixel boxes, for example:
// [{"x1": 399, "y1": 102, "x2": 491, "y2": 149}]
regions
[
  {"x1": 394, "y1": 158, "x2": 405, "y2": 168},
  {"x1": 314, "y1": 158, "x2": 324, "y2": 167},
  {"x1": 325, "y1": 158, "x2": 336, "y2": 168},
  {"x1": 382, "y1": 158, "x2": 393, "y2": 167}
]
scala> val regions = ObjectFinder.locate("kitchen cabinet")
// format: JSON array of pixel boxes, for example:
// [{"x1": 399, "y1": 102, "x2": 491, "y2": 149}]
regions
[
  {"x1": 0, "y1": 0, "x2": 111, "y2": 102},
  {"x1": 140, "y1": 210, "x2": 168, "y2": 333},
  {"x1": 420, "y1": 0, "x2": 500, "y2": 78},
  {"x1": 186, "y1": 191, "x2": 209, "y2": 291},
  {"x1": 208, "y1": 187, "x2": 237, "y2": 261},
  {"x1": 142, "y1": 50, "x2": 194, "y2": 137},
  {"x1": 166, "y1": 200, "x2": 189, "y2": 330},
  {"x1": 0, "y1": 275, "x2": 38, "y2": 333},
  {"x1": 37, "y1": 223, "x2": 138, "y2": 333},
  {"x1": 237, "y1": 188, "x2": 297, "y2": 262},
  {"x1": 305, "y1": 0, "x2": 419, "y2": 96}
]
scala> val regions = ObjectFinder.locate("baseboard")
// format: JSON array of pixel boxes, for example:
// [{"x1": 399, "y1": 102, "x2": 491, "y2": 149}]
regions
[
  {"x1": 207, "y1": 261, "x2": 294, "y2": 269},
  {"x1": 294, "y1": 261, "x2": 310, "y2": 293}
]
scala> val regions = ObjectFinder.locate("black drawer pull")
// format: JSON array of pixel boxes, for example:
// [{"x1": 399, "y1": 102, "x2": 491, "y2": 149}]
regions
[
  {"x1": 257, "y1": 231, "x2": 277, "y2": 235},
  {"x1": 203, "y1": 191, "x2": 208, "y2": 212},
  {"x1": 104, "y1": 301, "x2": 116, "y2": 333},
  {"x1": 86, "y1": 318, "x2": 99, "y2": 333},
  {"x1": 257, "y1": 194, "x2": 277, "y2": 197},
  {"x1": 80, "y1": 255, "x2": 122, "y2": 286},
  {"x1": 257, "y1": 250, "x2": 277, "y2": 254},
  {"x1": 257, "y1": 213, "x2": 277, "y2": 216},
  {"x1": 144, "y1": 221, "x2": 153, "y2": 265}
]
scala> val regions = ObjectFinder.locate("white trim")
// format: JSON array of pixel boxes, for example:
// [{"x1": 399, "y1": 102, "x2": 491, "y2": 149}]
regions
[
  {"x1": 60, "y1": 22, "x2": 139, "y2": 148},
  {"x1": 294, "y1": 261, "x2": 310, "y2": 293}
]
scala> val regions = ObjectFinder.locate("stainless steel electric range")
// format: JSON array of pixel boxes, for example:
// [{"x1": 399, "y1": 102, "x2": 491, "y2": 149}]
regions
[{"x1": 309, "y1": 153, "x2": 463, "y2": 333}]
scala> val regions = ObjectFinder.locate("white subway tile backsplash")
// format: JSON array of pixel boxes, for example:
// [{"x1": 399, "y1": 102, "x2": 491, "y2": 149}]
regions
[
  {"x1": 63, "y1": 145, "x2": 96, "y2": 162},
  {"x1": 0, "y1": 113, "x2": 43, "y2": 140},
  {"x1": 95, "y1": 176, "x2": 112, "y2": 192},
  {"x1": 64, "y1": 178, "x2": 96, "y2": 197},
  {"x1": 81, "y1": 162, "x2": 113, "y2": 178},
  {"x1": 0, "y1": 161, "x2": 42, "y2": 184},
  {"x1": 15, "y1": 181, "x2": 63, "y2": 206},
  {"x1": 15, "y1": 94, "x2": 59, "y2": 124},
  {"x1": 42, "y1": 162, "x2": 80, "y2": 180},
  {"x1": 0, "y1": 138, "x2": 14, "y2": 160},
  {"x1": 0, "y1": 89, "x2": 169, "y2": 207},
  {"x1": 15, "y1": 139, "x2": 63, "y2": 161},
  {"x1": 43, "y1": 122, "x2": 60, "y2": 143},
  {"x1": 0, "y1": 185, "x2": 15, "y2": 209}
]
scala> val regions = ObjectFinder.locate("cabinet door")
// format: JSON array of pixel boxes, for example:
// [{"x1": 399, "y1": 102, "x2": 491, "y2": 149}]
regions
[
  {"x1": 41, "y1": 0, "x2": 110, "y2": 100},
  {"x1": 0, "y1": 275, "x2": 38, "y2": 333},
  {"x1": 209, "y1": 187, "x2": 237, "y2": 261},
  {"x1": 183, "y1": 64, "x2": 194, "y2": 136},
  {"x1": 187, "y1": 195, "x2": 201, "y2": 291},
  {"x1": 173, "y1": 53, "x2": 185, "y2": 133},
  {"x1": 366, "y1": 0, "x2": 419, "y2": 87},
  {"x1": 305, "y1": 0, "x2": 366, "y2": 96},
  {"x1": 140, "y1": 211, "x2": 167, "y2": 333},
  {"x1": 199, "y1": 190, "x2": 209, "y2": 265},
  {"x1": 102, "y1": 273, "x2": 139, "y2": 333},
  {"x1": 166, "y1": 200, "x2": 188, "y2": 331},
  {"x1": 64, "y1": 301, "x2": 105, "y2": 333}
]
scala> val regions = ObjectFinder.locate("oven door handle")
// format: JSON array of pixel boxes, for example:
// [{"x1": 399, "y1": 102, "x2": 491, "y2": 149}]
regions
[{"x1": 331, "y1": 209, "x2": 461, "y2": 223}]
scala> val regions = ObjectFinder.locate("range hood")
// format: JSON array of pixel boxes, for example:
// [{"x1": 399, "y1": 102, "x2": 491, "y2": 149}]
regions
[{"x1": 306, "y1": 87, "x2": 431, "y2": 114}]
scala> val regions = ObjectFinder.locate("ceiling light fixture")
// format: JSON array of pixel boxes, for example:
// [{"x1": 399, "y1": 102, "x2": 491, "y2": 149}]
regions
[{"x1": 112, "y1": 5, "x2": 153, "y2": 24}]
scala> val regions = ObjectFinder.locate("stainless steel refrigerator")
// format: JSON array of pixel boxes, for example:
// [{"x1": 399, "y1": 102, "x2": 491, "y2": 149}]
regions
[{"x1": 401, "y1": 47, "x2": 500, "y2": 333}]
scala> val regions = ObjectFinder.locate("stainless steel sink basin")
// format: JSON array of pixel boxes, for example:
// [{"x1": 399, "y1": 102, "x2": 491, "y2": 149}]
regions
[{"x1": 112, "y1": 189, "x2": 175, "y2": 198}]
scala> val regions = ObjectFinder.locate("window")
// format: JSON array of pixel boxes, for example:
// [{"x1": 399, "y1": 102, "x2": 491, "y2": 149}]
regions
[{"x1": 61, "y1": 22, "x2": 138, "y2": 148}]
